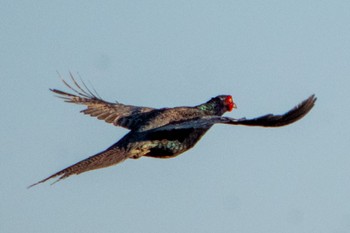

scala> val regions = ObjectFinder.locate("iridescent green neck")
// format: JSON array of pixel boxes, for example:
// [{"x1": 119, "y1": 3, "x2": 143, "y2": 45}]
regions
[{"x1": 197, "y1": 102, "x2": 216, "y2": 114}]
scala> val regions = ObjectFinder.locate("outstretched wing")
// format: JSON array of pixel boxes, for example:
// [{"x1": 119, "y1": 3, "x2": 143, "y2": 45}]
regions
[
  {"x1": 145, "y1": 95, "x2": 316, "y2": 133},
  {"x1": 225, "y1": 94, "x2": 317, "y2": 127},
  {"x1": 28, "y1": 147, "x2": 128, "y2": 188},
  {"x1": 51, "y1": 74, "x2": 155, "y2": 130}
]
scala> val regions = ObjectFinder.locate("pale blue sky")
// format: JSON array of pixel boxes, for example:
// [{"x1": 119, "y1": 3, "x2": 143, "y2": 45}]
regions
[{"x1": 1, "y1": 1, "x2": 350, "y2": 233}]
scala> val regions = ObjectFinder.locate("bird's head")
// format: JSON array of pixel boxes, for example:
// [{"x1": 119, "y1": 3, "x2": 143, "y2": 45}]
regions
[
  {"x1": 217, "y1": 95, "x2": 237, "y2": 112},
  {"x1": 200, "y1": 95, "x2": 237, "y2": 115}
]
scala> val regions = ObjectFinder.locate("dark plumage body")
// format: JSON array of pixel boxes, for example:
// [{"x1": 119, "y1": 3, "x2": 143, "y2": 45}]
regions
[
  {"x1": 120, "y1": 104, "x2": 229, "y2": 159},
  {"x1": 29, "y1": 76, "x2": 316, "y2": 187}
]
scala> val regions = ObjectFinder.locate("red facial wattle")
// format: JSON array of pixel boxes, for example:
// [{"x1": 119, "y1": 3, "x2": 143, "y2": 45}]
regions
[{"x1": 225, "y1": 96, "x2": 236, "y2": 111}]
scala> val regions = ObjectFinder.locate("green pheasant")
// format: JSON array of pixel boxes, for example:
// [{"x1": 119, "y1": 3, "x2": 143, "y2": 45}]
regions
[{"x1": 29, "y1": 76, "x2": 316, "y2": 187}]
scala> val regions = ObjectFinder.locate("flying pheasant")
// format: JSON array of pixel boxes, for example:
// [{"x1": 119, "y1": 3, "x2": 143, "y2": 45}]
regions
[{"x1": 29, "y1": 76, "x2": 316, "y2": 187}]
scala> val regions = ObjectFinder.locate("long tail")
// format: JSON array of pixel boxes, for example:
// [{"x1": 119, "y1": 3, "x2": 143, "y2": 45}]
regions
[{"x1": 28, "y1": 147, "x2": 128, "y2": 188}]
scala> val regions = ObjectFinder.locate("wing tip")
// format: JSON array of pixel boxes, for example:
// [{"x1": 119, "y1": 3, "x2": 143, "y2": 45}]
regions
[
  {"x1": 302, "y1": 94, "x2": 317, "y2": 113},
  {"x1": 309, "y1": 94, "x2": 317, "y2": 103}
]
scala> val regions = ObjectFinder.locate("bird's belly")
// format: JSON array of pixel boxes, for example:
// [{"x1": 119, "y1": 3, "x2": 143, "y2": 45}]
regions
[
  {"x1": 127, "y1": 128, "x2": 210, "y2": 159},
  {"x1": 144, "y1": 139, "x2": 189, "y2": 159},
  {"x1": 126, "y1": 140, "x2": 185, "y2": 159},
  {"x1": 144, "y1": 133, "x2": 208, "y2": 159}
]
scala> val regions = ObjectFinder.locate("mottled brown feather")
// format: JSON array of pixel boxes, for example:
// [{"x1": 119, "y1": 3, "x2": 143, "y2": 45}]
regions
[
  {"x1": 28, "y1": 147, "x2": 127, "y2": 188},
  {"x1": 50, "y1": 76, "x2": 154, "y2": 130}
]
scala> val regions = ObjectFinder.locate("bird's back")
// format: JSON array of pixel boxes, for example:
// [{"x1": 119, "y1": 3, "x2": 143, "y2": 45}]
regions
[{"x1": 134, "y1": 106, "x2": 212, "y2": 132}]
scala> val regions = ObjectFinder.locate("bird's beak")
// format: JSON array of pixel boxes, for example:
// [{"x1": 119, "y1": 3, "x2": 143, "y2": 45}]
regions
[
  {"x1": 228, "y1": 102, "x2": 237, "y2": 112},
  {"x1": 232, "y1": 102, "x2": 237, "y2": 109}
]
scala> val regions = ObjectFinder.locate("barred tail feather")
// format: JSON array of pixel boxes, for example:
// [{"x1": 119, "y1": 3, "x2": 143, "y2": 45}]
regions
[{"x1": 28, "y1": 147, "x2": 128, "y2": 188}]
